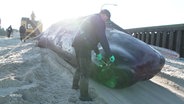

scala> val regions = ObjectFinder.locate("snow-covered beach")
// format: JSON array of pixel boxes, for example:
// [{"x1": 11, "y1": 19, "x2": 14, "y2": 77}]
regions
[{"x1": 0, "y1": 32, "x2": 184, "y2": 104}]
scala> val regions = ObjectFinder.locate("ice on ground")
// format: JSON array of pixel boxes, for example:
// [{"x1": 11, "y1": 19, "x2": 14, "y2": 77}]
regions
[{"x1": 0, "y1": 33, "x2": 107, "y2": 104}]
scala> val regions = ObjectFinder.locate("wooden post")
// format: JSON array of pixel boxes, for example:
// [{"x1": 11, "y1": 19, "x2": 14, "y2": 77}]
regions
[
  {"x1": 150, "y1": 32, "x2": 155, "y2": 45},
  {"x1": 182, "y1": 32, "x2": 184, "y2": 57},
  {"x1": 162, "y1": 31, "x2": 167, "y2": 48},
  {"x1": 175, "y1": 30, "x2": 182, "y2": 54},
  {"x1": 141, "y1": 32, "x2": 145, "y2": 42},
  {"x1": 135, "y1": 33, "x2": 138, "y2": 38},
  {"x1": 145, "y1": 32, "x2": 150, "y2": 44},
  {"x1": 133, "y1": 32, "x2": 136, "y2": 38},
  {"x1": 139, "y1": 32, "x2": 142, "y2": 40},
  {"x1": 169, "y1": 31, "x2": 174, "y2": 50},
  {"x1": 137, "y1": 33, "x2": 141, "y2": 40},
  {"x1": 156, "y1": 31, "x2": 161, "y2": 46}
]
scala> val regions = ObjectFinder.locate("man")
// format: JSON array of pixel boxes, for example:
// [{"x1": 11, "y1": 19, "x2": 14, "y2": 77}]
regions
[
  {"x1": 19, "y1": 24, "x2": 26, "y2": 42},
  {"x1": 72, "y1": 9, "x2": 115, "y2": 101},
  {"x1": 7, "y1": 25, "x2": 13, "y2": 38}
]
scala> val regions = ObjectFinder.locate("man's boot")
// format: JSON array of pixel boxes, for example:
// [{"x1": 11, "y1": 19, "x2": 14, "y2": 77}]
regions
[
  {"x1": 72, "y1": 70, "x2": 80, "y2": 90},
  {"x1": 79, "y1": 77, "x2": 92, "y2": 101}
]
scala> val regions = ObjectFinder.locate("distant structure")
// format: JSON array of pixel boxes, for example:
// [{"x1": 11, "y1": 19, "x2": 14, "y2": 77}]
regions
[
  {"x1": 20, "y1": 11, "x2": 43, "y2": 37},
  {"x1": 31, "y1": 11, "x2": 36, "y2": 21},
  {"x1": 126, "y1": 23, "x2": 184, "y2": 58}
]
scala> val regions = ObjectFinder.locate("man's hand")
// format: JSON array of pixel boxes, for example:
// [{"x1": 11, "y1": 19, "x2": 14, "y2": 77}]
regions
[
  {"x1": 109, "y1": 55, "x2": 115, "y2": 63},
  {"x1": 97, "y1": 53, "x2": 103, "y2": 61}
]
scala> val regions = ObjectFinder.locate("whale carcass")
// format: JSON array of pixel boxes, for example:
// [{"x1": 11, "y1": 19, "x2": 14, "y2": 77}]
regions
[{"x1": 37, "y1": 17, "x2": 165, "y2": 88}]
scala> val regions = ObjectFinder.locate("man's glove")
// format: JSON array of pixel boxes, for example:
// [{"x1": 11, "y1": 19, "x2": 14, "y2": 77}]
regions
[
  {"x1": 97, "y1": 53, "x2": 103, "y2": 61},
  {"x1": 109, "y1": 55, "x2": 115, "y2": 63}
]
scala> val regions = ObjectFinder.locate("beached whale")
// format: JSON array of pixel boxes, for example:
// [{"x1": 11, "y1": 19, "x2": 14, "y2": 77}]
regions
[{"x1": 37, "y1": 17, "x2": 165, "y2": 88}]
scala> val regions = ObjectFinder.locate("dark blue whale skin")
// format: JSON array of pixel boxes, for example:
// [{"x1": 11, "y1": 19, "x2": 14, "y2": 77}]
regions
[{"x1": 37, "y1": 17, "x2": 165, "y2": 88}]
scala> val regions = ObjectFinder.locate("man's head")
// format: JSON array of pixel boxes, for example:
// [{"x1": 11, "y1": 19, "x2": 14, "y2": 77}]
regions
[{"x1": 99, "y1": 9, "x2": 111, "y2": 22}]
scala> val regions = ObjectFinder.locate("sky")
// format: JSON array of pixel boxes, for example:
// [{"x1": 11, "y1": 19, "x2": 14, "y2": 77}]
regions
[{"x1": 0, "y1": 0, "x2": 184, "y2": 31}]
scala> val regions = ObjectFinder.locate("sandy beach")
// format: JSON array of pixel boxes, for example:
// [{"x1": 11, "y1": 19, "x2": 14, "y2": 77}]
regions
[{"x1": 0, "y1": 32, "x2": 184, "y2": 104}]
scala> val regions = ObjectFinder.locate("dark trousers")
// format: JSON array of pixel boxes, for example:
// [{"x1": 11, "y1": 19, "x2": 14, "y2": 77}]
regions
[
  {"x1": 20, "y1": 33, "x2": 25, "y2": 41},
  {"x1": 72, "y1": 46, "x2": 91, "y2": 98},
  {"x1": 7, "y1": 32, "x2": 11, "y2": 38}
]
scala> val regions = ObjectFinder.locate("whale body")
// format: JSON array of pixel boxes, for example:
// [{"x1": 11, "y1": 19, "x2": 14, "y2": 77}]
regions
[{"x1": 37, "y1": 17, "x2": 165, "y2": 88}]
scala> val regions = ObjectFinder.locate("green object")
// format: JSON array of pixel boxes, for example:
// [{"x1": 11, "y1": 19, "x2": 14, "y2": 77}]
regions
[
  {"x1": 97, "y1": 53, "x2": 102, "y2": 61},
  {"x1": 96, "y1": 68, "x2": 118, "y2": 88},
  {"x1": 104, "y1": 75, "x2": 118, "y2": 88},
  {"x1": 95, "y1": 59, "x2": 118, "y2": 88},
  {"x1": 109, "y1": 55, "x2": 115, "y2": 63},
  {"x1": 98, "y1": 64, "x2": 103, "y2": 68}
]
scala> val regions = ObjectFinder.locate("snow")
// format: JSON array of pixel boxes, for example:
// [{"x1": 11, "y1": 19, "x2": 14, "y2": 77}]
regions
[
  {"x1": 0, "y1": 32, "x2": 183, "y2": 104},
  {"x1": 0, "y1": 33, "x2": 107, "y2": 104}
]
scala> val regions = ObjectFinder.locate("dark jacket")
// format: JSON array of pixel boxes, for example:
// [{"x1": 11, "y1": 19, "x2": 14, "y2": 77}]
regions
[
  {"x1": 72, "y1": 14, "x2": 111, "y2": 56},
  {"x1": 19, "y1": 25, "x2": 26, "y2": 33},
  {"x1": 7, "y1": 26, "x2": 13, "y2": 33}
]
